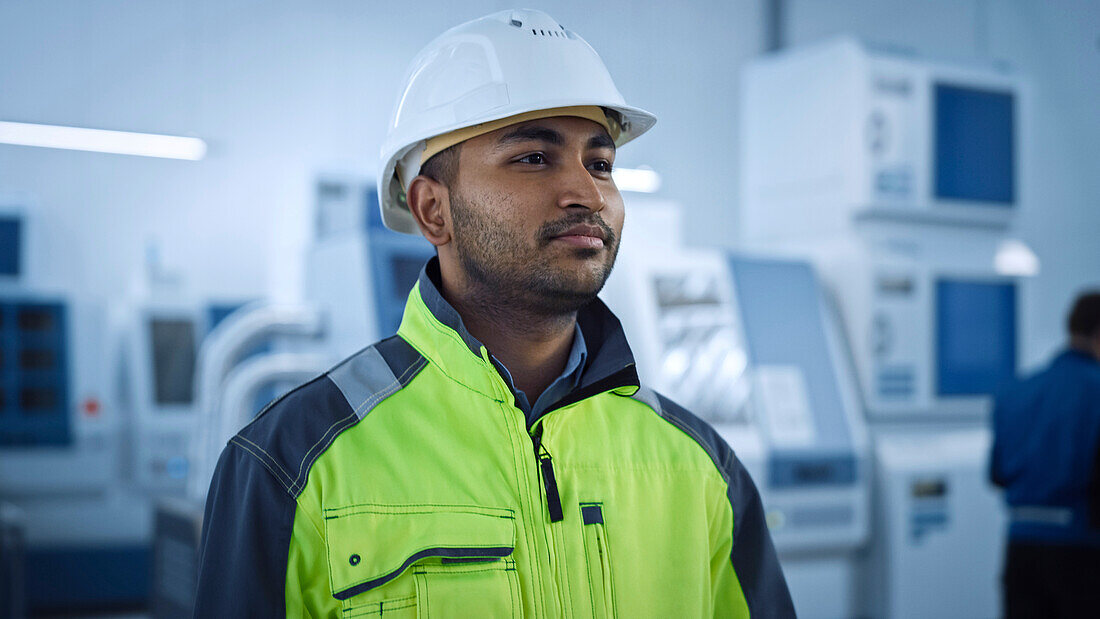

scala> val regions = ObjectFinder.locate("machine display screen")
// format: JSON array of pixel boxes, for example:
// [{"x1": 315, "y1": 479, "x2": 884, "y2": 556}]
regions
[
  {"x1": 150, "y1": 318, "x2": 197, "y2": 406},
  {"x1": 935, "y1": 279, "x2": 1017, "y2": 396},
  {"x1": 933, "y1": 83, "x2": 1015, "y2": 204}
]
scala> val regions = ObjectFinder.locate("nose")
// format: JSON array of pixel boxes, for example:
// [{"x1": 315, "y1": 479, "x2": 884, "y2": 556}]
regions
[{"x1": 556, "y1": 158, "x2": 608, "y2": 213}]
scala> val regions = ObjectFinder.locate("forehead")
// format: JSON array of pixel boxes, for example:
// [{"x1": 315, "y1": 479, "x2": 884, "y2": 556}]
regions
[{"x1": 467, "y1": 116, "x2": 614, "y2": 151}]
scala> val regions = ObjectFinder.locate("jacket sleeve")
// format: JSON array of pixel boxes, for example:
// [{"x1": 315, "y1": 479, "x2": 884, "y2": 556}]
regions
[
  {"x1": 722, "y1": 450, "x2": 797, "y2": 618},
  {"x1": 194, "y1": 443, "x2": 297, "y2": 617},
  {"x1": 988, "y1": 394, "x2": 1008, "y2": 488}
]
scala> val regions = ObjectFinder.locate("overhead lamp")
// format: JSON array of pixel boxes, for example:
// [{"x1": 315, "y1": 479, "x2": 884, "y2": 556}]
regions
[
  {"x1": 612, "y1": 167, "x2": 661, "y2": 193},
  {"x1": 0, "y1": 120, "x2": 207, "y2": 160}
]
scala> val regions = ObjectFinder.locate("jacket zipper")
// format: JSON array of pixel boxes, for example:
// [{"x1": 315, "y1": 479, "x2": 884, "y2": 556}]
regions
[
  {"x1": 479, "y1": 347, "x2": 637, "y2": 613},
  {"x1": 531, "y1": 424, "x2": 564, "y2": 523},
  {"x1": 531, "y1": 363, "x2": 637, "y2": 524}
]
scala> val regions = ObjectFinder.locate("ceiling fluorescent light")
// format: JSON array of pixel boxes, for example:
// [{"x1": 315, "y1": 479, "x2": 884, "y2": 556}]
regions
[
  {"x1": 612, "y1": 167, "x2": 661, "y2": 193},
  {"x1": 0, "y1": 121, "x2": 206, "y2": 160}
]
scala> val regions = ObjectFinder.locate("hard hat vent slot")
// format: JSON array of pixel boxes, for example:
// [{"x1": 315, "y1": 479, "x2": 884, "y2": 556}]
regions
[{"x1": 530, "y1": 28, "x2": 566, "y2": 38}]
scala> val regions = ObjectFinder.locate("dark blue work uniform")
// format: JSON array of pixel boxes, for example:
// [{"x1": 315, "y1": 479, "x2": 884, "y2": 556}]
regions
[{"x1": 990, "y1": 349, "x2": 1100, "y2": 618}]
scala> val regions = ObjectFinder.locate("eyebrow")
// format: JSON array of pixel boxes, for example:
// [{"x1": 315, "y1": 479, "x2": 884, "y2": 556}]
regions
[{"x1": 494, "y1": 123, "x2": 616, "y2": 152}]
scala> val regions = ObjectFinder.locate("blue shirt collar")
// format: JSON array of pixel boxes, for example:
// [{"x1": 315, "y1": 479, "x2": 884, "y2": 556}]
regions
[{"x1": 492, "y1": 324, "x2": 588, "y2": 423}]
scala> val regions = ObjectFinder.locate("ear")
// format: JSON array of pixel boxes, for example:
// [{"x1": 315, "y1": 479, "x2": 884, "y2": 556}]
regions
[{"x1": 406, "y1": 175, "x2": 452, "y2": 248}]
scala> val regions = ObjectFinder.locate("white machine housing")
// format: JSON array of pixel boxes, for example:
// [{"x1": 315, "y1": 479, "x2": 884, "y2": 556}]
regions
[
  {"x1": 859, "y1": 427, "x2": 1005, "y2": 619},
  {"x1": 742, "y1": 37, "x2": 1029, "y2": 239},
  {"x1": 785, "y1": 226, "x2": 1020, "y2": 421},
  {"x1": 124, "y1": 303, "x2": 209, "y2": 491}
]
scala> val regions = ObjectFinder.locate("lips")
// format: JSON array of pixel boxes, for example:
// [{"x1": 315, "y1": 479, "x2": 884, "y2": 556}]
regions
[
  {"x1": 553, "y1": 224, "x2": 605, "y2": 241},
  {"x1": 550, "y1": 224, "x2": 606, "y2": 249}
]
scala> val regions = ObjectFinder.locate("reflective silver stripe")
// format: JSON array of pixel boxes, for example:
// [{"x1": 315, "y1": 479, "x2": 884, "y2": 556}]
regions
[
  {"x1": 1010, "y1": 506, "x2": 1074, "y2": 526},
  {"x1": 328, "y1": 346, "x2": 399, "y2": 420}
]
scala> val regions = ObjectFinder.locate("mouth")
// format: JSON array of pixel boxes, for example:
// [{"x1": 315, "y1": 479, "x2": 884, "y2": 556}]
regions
[{"x1": 549, "y1": 224, "x2": 606, "y2": 250}]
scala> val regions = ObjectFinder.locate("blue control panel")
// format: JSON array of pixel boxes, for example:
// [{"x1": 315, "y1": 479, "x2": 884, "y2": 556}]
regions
[{"x1": 0, "y1": 299, "x2": 71, "y2": 446}]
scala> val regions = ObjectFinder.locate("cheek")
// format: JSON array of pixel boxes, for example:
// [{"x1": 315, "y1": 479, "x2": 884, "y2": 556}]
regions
[{"x1": 606, "y1": 199, "x2": 626, "y2": 234}]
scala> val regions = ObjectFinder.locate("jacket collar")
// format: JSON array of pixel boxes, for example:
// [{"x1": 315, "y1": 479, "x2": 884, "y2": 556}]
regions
[
  {"x1": 398, "y1": 257, "x2": 640, "y2": 409},
  {"x1": 1059, "y1": 348, "x2": 1100, "y2": 366}
]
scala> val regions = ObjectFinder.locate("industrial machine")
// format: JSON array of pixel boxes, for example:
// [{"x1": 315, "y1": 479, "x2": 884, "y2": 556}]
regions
[
  {"x1": 741, "y1": 36, "x2": 1026, "y2": 239},
  {"x1": 121, "y1": 304, "x2": 208, "y2": 493},
  {"x1": 119, "y1": 300, "x2": 279, "y2": 495},
  {"x1": 601, "y1": 201, "x2": 871, "y2": 619},
  {"x1": 742, "y1": 37, "x2": 1030, "y2": 618},
  {"x1": 0, "y1": 202, "x2": 149, "y2": 613}
]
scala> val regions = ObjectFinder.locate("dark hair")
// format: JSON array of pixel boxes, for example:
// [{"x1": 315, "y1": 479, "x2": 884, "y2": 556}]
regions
[
  {"x1": 419, "y1": 143, "x2": 461, "y2": 188},
  {"x1": 1068, "y1": 291, "x2": 1100, "y2": 337}
]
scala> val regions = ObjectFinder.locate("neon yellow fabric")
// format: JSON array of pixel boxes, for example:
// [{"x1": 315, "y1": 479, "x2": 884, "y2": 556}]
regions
[{"x1": 283, "y1": 282, "x2": 750, "y2": 617}]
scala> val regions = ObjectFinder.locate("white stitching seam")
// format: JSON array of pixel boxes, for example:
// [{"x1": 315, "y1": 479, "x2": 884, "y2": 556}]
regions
[
  {"x1": 233, "y1": 434, "x2": 296, "y2": 483},
  {"x1": 227, "y1": 437, "x2": 295, "y2": 493}
]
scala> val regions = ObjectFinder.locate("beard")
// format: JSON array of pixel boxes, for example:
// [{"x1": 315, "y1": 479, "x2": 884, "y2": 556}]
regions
[{"x1": 449, "y1": 187, "x2": 619, "y2": 317}]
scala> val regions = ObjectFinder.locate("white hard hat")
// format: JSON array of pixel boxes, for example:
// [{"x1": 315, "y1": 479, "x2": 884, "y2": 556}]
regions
[{"x1": 378, "y1": 8, "x2": 657, "y2": 234}]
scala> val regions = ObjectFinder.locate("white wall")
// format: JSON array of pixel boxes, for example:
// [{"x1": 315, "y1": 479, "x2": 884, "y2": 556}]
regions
[{"x1": 1, "y1": 0, "x2": 1098, "y2": 366}]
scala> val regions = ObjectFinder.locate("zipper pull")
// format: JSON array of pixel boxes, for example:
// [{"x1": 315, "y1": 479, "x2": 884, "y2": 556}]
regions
[{"x1": 532, "y1": 427, "x2": 564, "y2": 523}]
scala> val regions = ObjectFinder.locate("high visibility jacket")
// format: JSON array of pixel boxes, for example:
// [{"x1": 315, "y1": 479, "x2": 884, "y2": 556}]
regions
[{"x1": 194, "y1": 259, "x2": 794, "y2": 618}]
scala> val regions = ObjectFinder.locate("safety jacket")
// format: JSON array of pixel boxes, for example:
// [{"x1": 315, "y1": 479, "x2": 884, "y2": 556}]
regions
[{"x1": 194, "y1": 259, "x2": 794, "y2": 617}]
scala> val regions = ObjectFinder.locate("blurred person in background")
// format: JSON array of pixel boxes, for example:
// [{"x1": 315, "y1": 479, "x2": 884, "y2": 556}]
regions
[{"x1": 990, "y1": 290, "x2": 1100, "y2": 618}]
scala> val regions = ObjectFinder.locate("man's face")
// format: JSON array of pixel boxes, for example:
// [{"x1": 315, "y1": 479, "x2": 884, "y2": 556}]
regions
[{"x1": 446, "y1": 115, "x2": 624, "y2": 315}]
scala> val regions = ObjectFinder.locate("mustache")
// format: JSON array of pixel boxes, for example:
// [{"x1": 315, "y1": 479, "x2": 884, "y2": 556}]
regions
[{"x1": 537, "y1": 213, "x2": 616, "y2": 246}]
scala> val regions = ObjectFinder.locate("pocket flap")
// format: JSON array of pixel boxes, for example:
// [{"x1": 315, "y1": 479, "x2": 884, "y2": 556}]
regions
[{"x1": 324, "y1": 504, "x2": 516, "y2": 600}]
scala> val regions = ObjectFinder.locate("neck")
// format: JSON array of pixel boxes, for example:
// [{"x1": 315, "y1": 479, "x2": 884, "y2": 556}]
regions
[{"x1": 439, "y1": 262, "x2": 577, "y2": 403}]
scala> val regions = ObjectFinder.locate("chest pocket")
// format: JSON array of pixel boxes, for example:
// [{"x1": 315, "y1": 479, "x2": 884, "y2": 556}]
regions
[{"x1": 324, "y1": 503, "x2": 521, "y2": 618}]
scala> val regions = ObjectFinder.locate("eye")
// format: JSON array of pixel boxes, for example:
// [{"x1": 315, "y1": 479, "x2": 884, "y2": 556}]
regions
[
  {"x1": 517, "y1": 153, "x2": 547, "y2": 165},
  {"x1": 590, "y1": 159, "x2": 613, "y2": 173}
]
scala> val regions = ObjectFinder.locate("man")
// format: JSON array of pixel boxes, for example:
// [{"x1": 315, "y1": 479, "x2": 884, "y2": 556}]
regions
[
  {"x1": 991, "y1": 291, "x2": 1100, "y2": 618},
  {"x1": 195, "y1": 9, "x2": 793, "y2": 617}
]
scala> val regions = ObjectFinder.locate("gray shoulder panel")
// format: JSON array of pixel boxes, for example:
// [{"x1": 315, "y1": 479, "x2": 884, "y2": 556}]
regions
[
  {"x1": 631, "y1": 386, "x2": 796, "y2": 618},
  {"x1": 231, "y1": 336, "x2": 427, "y2": 498},
  {"x1": 328, "y1": 335, "x2": 428, "y2": 420}
]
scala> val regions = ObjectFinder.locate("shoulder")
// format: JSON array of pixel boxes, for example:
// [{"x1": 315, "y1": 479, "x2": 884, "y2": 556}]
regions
[
  {"x1": 626, "y1": 386, "x2": 771, "y2": 542},
  {"x1": 227, "y1": 335, "x2": 428, "y2": 497},
  {"x1": 627, "y1": 385, "x2": 739, "y2": 485}
]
